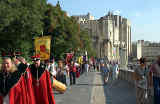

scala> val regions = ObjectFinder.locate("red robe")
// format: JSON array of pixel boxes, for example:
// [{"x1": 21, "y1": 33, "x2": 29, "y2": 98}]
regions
[
  {"x1": 0, "y1": 96, "x2": 2, "y2": 104},
  {"x1": 25, "y1": 68, "x2": 55, "y2": 104},
  {"x1": 0, "y1": 75, "x2": 29, "y2": 104}
]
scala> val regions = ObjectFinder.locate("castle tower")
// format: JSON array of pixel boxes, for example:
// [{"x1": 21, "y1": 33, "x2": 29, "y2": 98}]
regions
[{"x1": 73, "y1": 12, "x2": 131, "y2": 66}]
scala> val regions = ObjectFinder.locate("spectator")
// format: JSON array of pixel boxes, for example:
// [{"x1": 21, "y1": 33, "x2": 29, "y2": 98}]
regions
[
  {"x1": 50, "y1": 58, "x2": 57, "y2": 78},
  {"x1": 56, "y1": 60, "x2": 66, "y2": 85}
]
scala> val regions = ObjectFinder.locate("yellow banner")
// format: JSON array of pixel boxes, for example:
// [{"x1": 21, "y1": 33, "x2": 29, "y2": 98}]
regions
[{"x1": 34, "y1": 36, "x2": 51, "y2": 60}]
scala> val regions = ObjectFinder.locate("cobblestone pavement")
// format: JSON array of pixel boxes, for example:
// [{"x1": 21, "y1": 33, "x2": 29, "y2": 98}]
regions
[{"x1": 54, "y1": 71, "x2": 136, "y2": 104}]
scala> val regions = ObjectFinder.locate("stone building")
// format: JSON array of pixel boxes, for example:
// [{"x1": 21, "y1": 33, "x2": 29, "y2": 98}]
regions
[
  {"x1": 73, "y1": 12, "x2": 131, "y2": 66},
  {"x1": 137, "y1": 40, "x2": 160, "y2": 61},
  {"x1": 131, "y1": 41, "x2": 137, "y2": 58}
]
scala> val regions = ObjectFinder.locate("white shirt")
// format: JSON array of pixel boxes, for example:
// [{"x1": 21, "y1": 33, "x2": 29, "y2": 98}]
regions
[
  {"x1": 49, "y1": 63, "x2": 57, "y2": 76},
  {"x1": 75, "y1": 63, "x2": 80, "y2": 67}
]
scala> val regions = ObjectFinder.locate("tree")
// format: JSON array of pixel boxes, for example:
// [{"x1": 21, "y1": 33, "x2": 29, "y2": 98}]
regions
[
  {"x1": 0, "y1": 0, "x2": 48, "y2": 59},
  {"x1": 0, "y1": 0, "x2": 96, "y2": 60},
  {"x1": 43, "y1": 2, "x2": 96, "y2": 60}
]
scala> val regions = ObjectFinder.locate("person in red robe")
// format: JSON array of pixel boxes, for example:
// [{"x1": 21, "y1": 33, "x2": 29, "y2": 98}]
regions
[
  {"x1": 25, "y1": 55, "x2": 55, "y2": 104},
  {"x1": 0, "y1": 57, "x2": 28, "y2": 104}
]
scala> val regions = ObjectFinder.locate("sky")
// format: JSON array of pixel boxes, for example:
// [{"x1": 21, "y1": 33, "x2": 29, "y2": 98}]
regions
[{"x1": 48, "y1": 0, "x2": 160, "y2": 42}]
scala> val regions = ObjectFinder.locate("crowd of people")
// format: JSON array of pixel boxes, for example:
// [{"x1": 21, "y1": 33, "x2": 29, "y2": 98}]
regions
[
  {"x1": 97, "y1": 56, "x2": 160, "y2": 104},
  {"x1": 0, "y1": 53, "x2": 99, "y2": 104},
  {"x1": 91, "y1": 55, "x2": 160, "y2": 104},
  {"x1": 0, "y1": 55, "x2": 55, "y2": 104},
  {"x1": 0, "y1": 52, "x2": 160, "y2": 104},
  {"x1": 94, "y1": 59, "x2": 120, "y2": 84}
]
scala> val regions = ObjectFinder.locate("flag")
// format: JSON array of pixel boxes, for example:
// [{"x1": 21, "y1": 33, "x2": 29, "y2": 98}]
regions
[
  {"x1": 34, "y1": 36, "x2": 51, "y2": 60},
  {"x1": 65, "y1": 53, "x2": 73, "y2": 64}
]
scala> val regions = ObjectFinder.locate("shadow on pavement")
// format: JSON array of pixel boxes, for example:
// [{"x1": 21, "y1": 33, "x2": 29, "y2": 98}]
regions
[
  {"x1": 76, "y1": 83, "x2": 104, "y2": 86},
  {"x1": 100, "y1": 72, "x2": 136, "y2": 104},
  {"x1": 53, "y1": 91, "x2": 64, "y2": 95},
  {"x1": 54, "y1": 71, "x2": 96, "y2": 104}
]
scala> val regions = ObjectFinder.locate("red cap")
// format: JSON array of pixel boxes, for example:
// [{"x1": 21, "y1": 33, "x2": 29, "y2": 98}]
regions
[
  {"x1": 35, "y1": 54, "x2": 40, "y2": 59},
  {"x1": 31, "y1": 55, "x2": 36, "y2": 59},
  {"x1": 31, "y1": 54, "x2": 40, "y2": 61}
]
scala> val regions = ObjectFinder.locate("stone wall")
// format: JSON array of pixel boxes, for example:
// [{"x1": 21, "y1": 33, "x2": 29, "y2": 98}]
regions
[
  {"x1": 118, "y1": 69, "x2": 134, "y2": 85},
  {"x1": 118, "y1": 69, "x2": 154, "y2": 103}
]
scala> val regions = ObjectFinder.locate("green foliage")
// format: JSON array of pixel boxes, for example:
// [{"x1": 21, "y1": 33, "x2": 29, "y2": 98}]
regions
[
  {"x1": 0, "y1": 0, "x2": 47, "y2": 58},
  {"x1": 0, "y1": 1, "x2": 96, "y2": 60},
  {"x1": 43, "y1": 3, "x2": 82, "y2": 60},
  {"x1": 79, "y1": 29, "x2": 96, "y2": 57}
]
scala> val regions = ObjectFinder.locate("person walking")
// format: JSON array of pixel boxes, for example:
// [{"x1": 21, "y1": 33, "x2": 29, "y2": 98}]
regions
[
  {"x1": 150, "y1": 55, "x2": 160, "y2": 104},
  {"x1": 112, "y1": 62, "x2": 119, "y2": 80},
  {"x1": 85, "y1": 61, "x2": 89, "y2": 76},
  {"x1": 56, "y1": 60, "x2": 66, "y2": 85},
  {"x1": 69, "y1": 61, "x2": 76, "y2": 85},
  {"x1": 25, "y1": 55, "x2": 56, "y2": 104},
  {"x1": 0, "y1": 57, "x2": 27, "y2": 104},
  {"x1": 101, "y1": 63, "x2": 109, "y2": 84},
  {"x1": 64, "y1": 62, "x2": 70, "y2": 87},
  {"x1": 133, "y1": 57, "x2": 151, "y2": 104},
  {"x1": 45, "y1": 59, "x2": 54, "y2": 84}
]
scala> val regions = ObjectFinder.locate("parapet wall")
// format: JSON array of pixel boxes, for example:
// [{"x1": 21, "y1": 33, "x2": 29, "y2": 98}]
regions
[
  {"x1": 118, "y1": 69, "x2": 154, "y2": 102},
  {"x1": 118, "y1": 69, "x2": 135, "y2": 85}
]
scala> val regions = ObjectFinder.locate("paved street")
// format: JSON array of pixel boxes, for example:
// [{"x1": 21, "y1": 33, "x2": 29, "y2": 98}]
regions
[
  {"x1": 54, "y1": 71, "x2": 136, "y2": 104},
  {"x1": 54, "y1": 72, "x2": 94, "y2": 104}
]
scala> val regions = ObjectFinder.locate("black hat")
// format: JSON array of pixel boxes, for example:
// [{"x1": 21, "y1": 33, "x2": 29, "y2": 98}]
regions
[{"x1": 139, "y1": 57, "x2": 146, "y2": 64}]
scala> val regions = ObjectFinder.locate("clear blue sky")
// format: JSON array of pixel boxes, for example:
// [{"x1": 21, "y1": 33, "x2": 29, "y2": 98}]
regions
[{"x1": 48, "y1": 0, "x2": 160, "y2": 42}]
